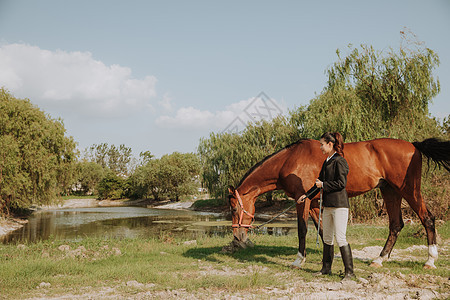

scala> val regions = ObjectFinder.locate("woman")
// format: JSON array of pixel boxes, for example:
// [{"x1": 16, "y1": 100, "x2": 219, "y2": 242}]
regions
[{"x1": 297, "y1": 132, "x2": 355, "y2": 280}]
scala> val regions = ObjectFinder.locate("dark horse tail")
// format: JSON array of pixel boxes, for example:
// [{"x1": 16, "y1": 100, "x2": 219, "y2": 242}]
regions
[{"x1": 412, "y1": 138, "x2": 450, "y2": 172}]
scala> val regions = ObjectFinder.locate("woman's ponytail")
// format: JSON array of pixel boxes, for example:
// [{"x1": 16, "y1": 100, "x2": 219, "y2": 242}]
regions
[{"x1": 332, "y1": 132, "x2": 344, "y2": 157}]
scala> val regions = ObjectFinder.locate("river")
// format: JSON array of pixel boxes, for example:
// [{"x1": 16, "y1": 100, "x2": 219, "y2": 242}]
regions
[{"x1": 1, "y1": 206, "x2": 298, "y2": 244}]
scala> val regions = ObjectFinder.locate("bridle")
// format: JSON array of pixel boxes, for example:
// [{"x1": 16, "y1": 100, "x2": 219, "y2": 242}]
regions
[{"x1": 231, "y1": 190, "x2": 254, "y2": 229}]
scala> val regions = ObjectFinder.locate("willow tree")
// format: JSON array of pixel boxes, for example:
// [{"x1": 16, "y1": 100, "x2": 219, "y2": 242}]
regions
[
  {"x1": 314, "y1": 32, "x2": 442, "y2": 142},
  {"x1": 0, "y1": 89, "x2": 76, "y2": 215}
]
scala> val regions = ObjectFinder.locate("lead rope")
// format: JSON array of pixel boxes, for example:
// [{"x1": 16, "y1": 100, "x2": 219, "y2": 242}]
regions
[
  {"x1": 316, "y1": 189, "x2": 323, "y2": 247},
  {"x1": 249, "y1": 202, "x2": 297, "y2": 232}
]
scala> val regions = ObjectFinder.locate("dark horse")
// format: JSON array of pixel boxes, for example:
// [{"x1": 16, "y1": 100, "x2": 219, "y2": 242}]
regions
[{"x1": 228, "y1": 138, "x2": 450, "y2": 269}]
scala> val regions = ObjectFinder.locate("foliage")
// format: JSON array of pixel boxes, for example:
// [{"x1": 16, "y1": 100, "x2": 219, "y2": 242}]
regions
[
  {"x1": 97, "y1": 170, "x2": 126, "y2": 200},
  {"x1": 75, "y1": 143, "x2": 133, "y2": 199},
  {"x1": 0, "y1": 88, "x2": 76, "y2": 214},
  {"x1": 127, "y1": 152, "x2": 201, "y2": 201},
  {"x1": 73, "y1": 161, "x2": 106, "y2": 195},
  {"x1": 297, "y1": 37, "x2": 442, "y2": 142},
  {"x1": 127, "y1": 158, "x2": 163, "y2": 200},
  {"x1": 159, "y1": 152, "x2": 201, "y2": 201},
  {"x1": 84, "y1": 143, "x2": 132, "y2": 175},
  {"x1": 191, "y1": 198, "x2": 228, "y2": 209},
  {"x1": 442, "y1": 115, "x2": 450, "y2": 139}
]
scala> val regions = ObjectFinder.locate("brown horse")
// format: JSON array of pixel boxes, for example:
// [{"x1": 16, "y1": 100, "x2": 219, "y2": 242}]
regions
[{"x1": 228, "y1": 138, "x2": 449, "y2": 269}]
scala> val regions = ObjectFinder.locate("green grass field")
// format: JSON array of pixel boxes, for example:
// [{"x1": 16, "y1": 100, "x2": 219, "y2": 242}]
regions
[{"x1": 0, "y1": 222, "x2": 448, "y2": 298}]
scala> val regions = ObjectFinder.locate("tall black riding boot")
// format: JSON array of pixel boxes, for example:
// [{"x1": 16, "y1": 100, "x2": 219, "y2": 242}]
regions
[
  {"x1": 319, "y1": 243, "x2": 334, "y2": 275},
  {"x1": 339, "y1": 243, "x2": 355, "y2": 280}
]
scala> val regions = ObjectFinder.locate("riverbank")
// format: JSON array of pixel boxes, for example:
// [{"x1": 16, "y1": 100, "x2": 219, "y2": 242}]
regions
[
  {"x1": 0, "y1": 198, "x2": 198, "y2": 238},
  {"x1": 0, "y1": 223, "x2": 448, "y2": 299},
  {"x1": 0, "y1": 217, "x2": 28, "y2": 237}
]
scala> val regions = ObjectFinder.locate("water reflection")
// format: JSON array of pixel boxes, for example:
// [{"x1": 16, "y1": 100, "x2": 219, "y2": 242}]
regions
[{"x1": 1, "y1": 206, "x2": 298, "y2": 244}]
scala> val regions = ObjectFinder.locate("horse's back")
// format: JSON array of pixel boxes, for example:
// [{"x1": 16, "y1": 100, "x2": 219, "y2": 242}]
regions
[{"x1": 344, "y1": 138, "x2": 418, "y2": 195}]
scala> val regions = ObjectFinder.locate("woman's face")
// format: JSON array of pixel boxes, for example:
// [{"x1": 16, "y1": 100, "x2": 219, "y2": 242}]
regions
[{"x1": 319, "y1": 138, "x2": 334, "y2": 156}]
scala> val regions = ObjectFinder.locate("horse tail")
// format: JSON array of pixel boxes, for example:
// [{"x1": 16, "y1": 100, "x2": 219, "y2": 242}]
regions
[{"x1": 412, "y1": 138, "x2": 450, "y2": 172}]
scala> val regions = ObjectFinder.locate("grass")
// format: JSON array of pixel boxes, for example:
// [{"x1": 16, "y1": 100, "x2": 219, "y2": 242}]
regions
[
  {"x1": 191, "y1": 198, "x2": 227, "y2": 209},
  {"x1": 0, "y1": 222, "x2": 448, "y2": 298}
]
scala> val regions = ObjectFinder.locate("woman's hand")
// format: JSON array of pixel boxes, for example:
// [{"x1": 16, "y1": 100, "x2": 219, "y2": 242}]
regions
[
  {"x1": 297, "y1": 195, "x2": 307, "y2": 204},
  {"x1": 315, "y1": 179, "x2": 323, "y2": 189}
]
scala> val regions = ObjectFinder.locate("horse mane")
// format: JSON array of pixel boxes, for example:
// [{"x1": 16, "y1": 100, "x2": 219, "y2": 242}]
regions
[{"x1": 237, "y1": 139, "x2": 307, "y2": 187}]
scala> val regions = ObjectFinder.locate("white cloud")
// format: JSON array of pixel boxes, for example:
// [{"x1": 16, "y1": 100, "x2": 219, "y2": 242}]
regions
[
  {"x1": 156, "y1": 107, "x2": 218, "y2": 129},
  {"x1": 0, "y1": 43, "x2": 157, "y2": 117},
  {"x1": 155, "y1": 94, "x2": 286, "y2": 132},
  {"x1": 159, "y1": 92, "x2": 173, "y2": 112}
]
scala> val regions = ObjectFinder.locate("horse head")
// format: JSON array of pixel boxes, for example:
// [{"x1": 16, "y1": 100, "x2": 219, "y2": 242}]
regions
[{"x1": 228, "y1": 185, "x2": 255, "y2": 243}]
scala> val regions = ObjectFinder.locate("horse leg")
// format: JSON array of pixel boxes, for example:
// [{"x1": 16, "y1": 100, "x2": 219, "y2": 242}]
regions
[
  {"x1": 402, "y1": 190, "x2": 438, "y2": 269},
  {"x1": 292, "y1": 199, "x2": 311, "y2": 269},
  {"x1": 371, "y1": 184, "x2": 404, "y2": 268}
]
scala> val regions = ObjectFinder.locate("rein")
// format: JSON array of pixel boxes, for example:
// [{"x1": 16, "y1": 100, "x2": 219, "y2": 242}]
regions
[{"x1": 250, "y1": 202, "x2": 296, "y2": 232}]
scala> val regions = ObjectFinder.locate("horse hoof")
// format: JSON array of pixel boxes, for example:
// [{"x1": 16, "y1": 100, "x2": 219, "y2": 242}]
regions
[
  {"x1": 423, "y1": 264, "x2": 436, "y2": 269},
  {"x1": 369, "y1": 262, "x2": 382, "y2": 268},
  {"x1": 245, "y1": 239, "x2": 255, "y2": 248},
  {"x1": 291, "y1": 257, "x2": 306, "y2": 269}
]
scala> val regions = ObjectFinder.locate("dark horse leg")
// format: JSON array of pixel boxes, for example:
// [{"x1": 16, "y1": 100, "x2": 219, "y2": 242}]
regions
[
  {"x1": 291, "y1": 199, "x2": 311, "y2": 268},
  {"x1": 372, "y1": 181, "x2": 438, "y2": 269},
  {"x1": 401, "y1": 186, "x2": 438, "y2": 269},
  {"x1": 371, "y1": 184, "x2": 404, "y2": 267}
]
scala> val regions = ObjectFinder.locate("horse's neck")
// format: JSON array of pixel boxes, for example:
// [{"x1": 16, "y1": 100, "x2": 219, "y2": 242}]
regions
[{"x1": 237, "y1": 150, "x2": 287, "y2": 199}]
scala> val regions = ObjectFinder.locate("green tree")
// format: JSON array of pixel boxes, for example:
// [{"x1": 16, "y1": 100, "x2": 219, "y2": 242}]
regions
[
  {"x1": 160, "y1": 152, "x2": 201, "y2": 201},
  {"x1": 97, "y1": 170, "x2": 126, "y2": 200},
  {"x1": 74, "y1": 161, "x2": 105, "y2": 195},
  {"x1": 85, "y1": 143, "x2": 132, "y2": 175},
  {"x1": 0, "y1": 89, "x2": 76, "y2": 215},
  {"x1": 127, "y1": 152, "x2": 201, "y2": 201},
  {"x1": 127, "y1": 158, "x2": 168, "y2": 201},
  {"x1": 108, "y1": 144, "x2": 132, "y2": 175},
  {"x1": 87, "y1": 143, "x2": 109, "y2": 169},
  {"x1": 139, "y1": 150, "x2": 154, "y2": 165},
  {"x1": 323, "y1": 32, "x2": 441, "y2": 141}
]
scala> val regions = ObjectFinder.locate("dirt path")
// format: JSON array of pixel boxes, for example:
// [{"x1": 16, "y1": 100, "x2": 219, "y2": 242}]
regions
[
  {"x1": 27, "y1": 261, "x2": 448, "y2": 299},
  {"x1": 24, "y1": 241, "x2": 450, "y2": 299}
]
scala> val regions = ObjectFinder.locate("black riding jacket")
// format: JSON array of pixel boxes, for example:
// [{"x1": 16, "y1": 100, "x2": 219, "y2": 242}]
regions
[{"x1": 305, "y1": 153, "x2": 349, "y2": 208}]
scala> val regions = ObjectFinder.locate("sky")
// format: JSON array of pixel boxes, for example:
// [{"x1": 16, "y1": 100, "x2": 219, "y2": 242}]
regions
[{"x1": 0, "y1": 1, "x2": 449, "y2": 158}]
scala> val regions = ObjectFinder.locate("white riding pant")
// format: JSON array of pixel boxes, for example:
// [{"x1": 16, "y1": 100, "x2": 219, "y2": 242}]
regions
[{"x1": 322, "y1": 207, "x2": 349, "y2": 247}]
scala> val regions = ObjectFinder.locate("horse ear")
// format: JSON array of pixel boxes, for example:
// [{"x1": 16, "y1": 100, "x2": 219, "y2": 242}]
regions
[{"x1": 228, "y1": 186, "x2": 235, "y2": 195}]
